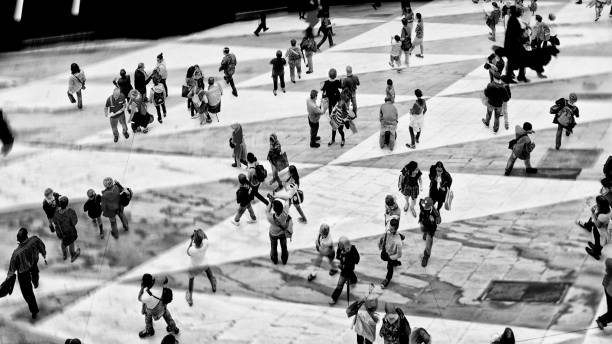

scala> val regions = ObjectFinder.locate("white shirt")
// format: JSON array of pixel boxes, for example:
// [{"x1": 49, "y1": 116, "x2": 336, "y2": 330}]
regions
[
  {"x1": 188, "y1": 242, "x2": 208, "y2": 268},
  {"x1": 141, "y1": 285, "x2": 161, "y2": 309}
]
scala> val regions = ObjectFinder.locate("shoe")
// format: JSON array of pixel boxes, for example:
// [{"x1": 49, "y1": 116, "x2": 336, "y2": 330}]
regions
[
  {"x1": 410, "y1": 207, "x2": 417, "y2": 218},
  {"x1": 389, "y1": 61, "x2": 394, "y2": 67},
  {"x1": 315, "y1": 136, "x2": 321, "y2": 141},
  {"x1": 111, "y1": 231, "x2": 119, "y2": 239},
  {"x1": 488, "y1": 37, "x2": 495, "y2": 42},
  {"x1": 163, "y1": 113, "x2": 167, "y2": 118},
  {"x1": 70, "y1": 248, "x2": 81, "y2": 263},
  {"x1": 381, "y1": 279, "x2": 389, "y2": 289},
  {"x1": 291, "y1": 80, "x2": 296, "y2": 83},
  {"x1": 329, "y1": 298, "x2": 337, "y2": 305},
  {"x1": 298, "y1": 217, "x2": 307, "y2": 223},
  {"x1": 596, "y1": 318, "x2": 605, "y2": 330},
  {"x1": 142, "y1": 128, "x2": 149, "y2": 134},
  {"x1": 167, "y1": 326, "x2": 179, "y2": 335},
  {"x1": 482, "y1": 118, "x2": 489, "y2": 127},
  {"x1": 595, "y1": 16, "x2": 599, "y2": 21},
  {"x1": 63, "y1": 255, "x2": 68, "y2": 261},
  {"x1": 273, "y1": 90, "x2": 277, "y2": 96},
  {"x1": 328, "y1": 140, "x2": 335, "y2": 146},
  {"x1": 185, "y1": 290, "x2": 193, "y2": 307},
  {"x1": 247, "y1": 218, "x2": 257, "y2": 224},
  {"x1": 329, "y1": 269, "x2": 338, "y2": 276},
  {"x1": 264, "y1": 27, "x2": 269, "y2": 32},
  {"x1": 504, "y1": 170, "x2": 511, "y2": 176},
  {"x1": 139, "y1": 329, "x2": 155, "y2": 338},
  {"x1": 282, "y1": 88, "x2": 286, "y2": 93},
  {"x1": 421, "y1": 254, "x2": 430, "y2": 267},
  {"x1": 307, "y1": 273, "x2": 316, "y2": 282},
  {"x1": 493, "y1": 129, "x2": 498, "y2": 134},
  {"x1": 586, "y1": 247, "x2": 601, "y2": 260},
  {"x1": 517, "y1": 77, "x2": 530, "y2": 83},
  {"x1": 232, "y1": 90, "x2": 238, "y2": 97},
  {"x1": 114, "y1": 136, "x2": 119, "y2": 143},
  {"x1": 406, "y1": 143, "x2": 415, "y2": 149},
  {"x1": 416, "y1": 138, "x2": 420, "y2": 144},
  {"x1": 306, "y1": 70, "x2": 313, "y2": 74},
  {"x1": 537, "y1": 73, "x2": 547, "y2": 79},
  {"x1": 231, "y1": 162, "x2": 238, "y2": 167},
  {"x1": 254, "y1": 31, "x2": 259, "y2": 36},
  {"x1": 340, "y1": 140, "x2": 345, "y2": 147},
  {"x1": 158, "y1": 118, "x2": 163, "y2": 124},
  {"x1": 525, "y1": 168, "x2": 538, "y2": 174},
  {"x1": 566, "y1": 131, "x2": 571, "y2": 137},
  {"x1": 298, "y1": 74, "x2": 301, "y2": 79},
  {"x1": 310, "y1": 142, "x2": 321, "y2": 148},
  {"x1": 124, "y1": 225, "x2": 129, "y2": 232},
  {"x1": 230, "y1": 219, "x2": 239, "y2": 226},
  {"x1": 124, "y1": 132, "x2": 129, "y2": 139}
]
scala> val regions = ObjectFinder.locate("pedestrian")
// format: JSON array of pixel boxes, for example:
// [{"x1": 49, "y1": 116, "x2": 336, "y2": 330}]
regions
[
  {"x1": 551, "y1": 93, "x2": 579, "y2": 150},
  {"x1": 404, "y1": 5, "x2": 415, "y2": 30},
  {"x1": 373, "y1": 1, "x2": 382, "y2": 10},
  {"x1": 593, "y1": 0, "x2": 607, "y2": 21},
  {"x1": 270, "y1": 50, "x2": 287, "y2": 96},
  {"x1": 219, "y1": 47, "x2": 238, "y2": 97},
  {"x1": 274, "y1": 165, "x2": 307, "y2": 223},
  {"x1": 229, "y1": 123, "x2": 248, "y2": 168},
  {"x1": 149, "y1": 79, "x2": 167, "y2": 124},
  {"x1": 401, "y1": 0, "x2": 413, "y2": 18},
  {"x1": 428, "y1": 162, "x2": 453, "y2": 212},
  {"x1": 128, "y1": 90, "x2": 153, "y2": 134},
  {"x1": 409, "y1": 13, "x2": 424, "y2": 58},
  {"x1": 317, "y1": 15, "x2": 334, "y2": 49},
  {"x1": 105, "y1": 88, "x2": 130, "y2": 142},
  {"x1": 341, "y1": 66, "x2": 360, "y2": 115},
  {"x1": 419, "y1": 197, "x2": 441, "y2": 267},
  {"x1": 161, "y1": 335, "x2": 178, "y2": 344},
  {"x1": 482, "y1": 72, "x2": 510, "y2": 133},
  {"x1": 185, "y1": 228, "x2": 216, "y2": 307},
  {"x1": 0, "y1": 109, "x2": 14, "y2": 156},
  {"x1": 407, "y1": 89, "x2": 427, "y2": 149},
  {"x1": 101, "y1": 177, "x2": 129, "y2": 239},
  {"x1": 267, "y1": 133, "x2": 286, "y2": 192},
  {"x1": 307, "y1": 90, "x2": 323, "y2": 148},
  {"x1": 67, "y1": 63, "x2": 86, "y2": 109},
  {"x1": 389, "y1": 35, "x2": 403, "y2": 70},
  {"x1": 185, "y1": 65, "x2": 198, "y2": 118},
  {"x1": 486, "y1": 2, "x2": 502, "y2": 41},
  {"x1": 231, "y1": 174, "x2": 257, "y2": 227},
  {"x1": 301, "y1": 27, "x2": 317, "y2": 74},
  {"x1": 379, "y1": 97, "x2": 399, "y2": 150},
  {"x1": 379, "y1": 218, "x2": 403, "y2": 289},
  {"x1": 114, "y1": 69, "x2": 133, "y2": 99},
  {"x1": 52, "y1": 196, "x2": 81, "y2": 263},
  {"x1": 410, "y1": 327, "x2": 432, "y2": 344},
  {"x1": 329, "y1": 90, "x2": 352, "y2": 147},
  {"x1": 504, "y1": 6, "x2": 529, "y2": 83},
  {"x1": 379, "y1": 303, "x2": 401, "y2": 344},
  {"x1": 42, "y1": 188, "x2": 61, "y2": 233},
  {"x1": 353, "y1": 298, "x2": 380, "y2": 344},
  {"x1": 307, "y1": 223, "x2": 339, "y2": 281},
  {"x1": 329, "y1": 236, "x2": 360, "y2": 305},
  {"x1": 4, "y1": 228, "x2": 46, "y2": 320},
  {"x1": 485, "y1": 46, "x2": 505, "y2": 83},
  {"x1": 254, "y1": 12, "x2": 269, "y2": 36},
  {"x1": 155, "y1": 53, "x2": 168, "y2": 95},
  {"x1": 266, "y1": 197, "x2": 293, "y2": 265},
  {"x1": 205, "y1": 77, "x2": 223, "y2": 122},
  {"x1": 321, "y1": 68, "x2": 342, "y2": 115},
  {"x1": 189, "y1": 79, "x2": 212, "y2": 124},
  {"x1": 400, "y1": 18, "x2": 412, "y2": 67},
  {"x1": 530, "y1": 15, "x2": 550, "y2": 52},
  {"x1": 491, "y1": 327, "x2": 515, "y2": 344},
  {"x1": 577, "y1": 195, "x2": 610, "y2": 260},
  {"x1": 246, "y1": 153, "x2": 270, "y2": 206},
  {"x1": 385, "y1": 195, "x2": 402, "y2": 227},
  {"x1": 386, "y1": 79, "x2": 395, "y2": 103},
  {"x1": 135, "y1": 63, "x2": 152, "y2": 102},
  {"x1": 595, "y1": 244, "x2": 612, "y2": 330},
  {"x1": 84, "y1": 189, "x2": 104, "y2": 239},
  {"x1": 138, "y1": 273, "x2": 179, "y2": 338},
  {"x1": 398, "y1": 161, "x2": 423, "y2": 216},
  {"x1": 505, "y1": 122, "x2": 538, "y2": 175},
  {"x1": 545, "y1": 13, "x2": 559, "y2": 47},
  {"x1": 286, "y1": 39, "x2": 303, "y2": 83}
]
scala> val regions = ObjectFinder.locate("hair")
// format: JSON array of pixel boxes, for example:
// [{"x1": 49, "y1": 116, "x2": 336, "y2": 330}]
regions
[
  {"x1": 602, "y1": 177, "x2": 612, "y2": 189},
  {"x1": 157, "y1": 53, "x2": 163, "y2": 60},
  {"x1": 70, "y1": 63, "x2": 80, "y2": 74},
  {"x1": 87, "y1": 189, "x2": 95, "y2": 198},
  {"x1": 247, "y1": 152, "x2": 257, "y2": 163},
  {"x1": 522, "y1": 122, "x2": 533, "y2": 132},
  {"x1": 138, "y1": 62, "x2": 145, "y2": 69},
  {"x1": 492, "y1": 1, "x2": 499, "y2": 7},
  {"x1": 338, "y1": 236, "x2": 351, "y2": 249},
  {"x1": 288, "y1": 165, "x2": 300, "y2": 186},
  {"x1": 141, "y1": 273, "x2": 154, "y2": 289},
  {"x1": 44, "y1": 188, "x2": 54, "y2": 197},
  {"x1": 238, "y1": 173, "x2": 248, "y2": 184},
  {"x1": 59, "y1": 196, "x2": 69, "y2": 209},
  {"x1": 384, "y1": 302, "x2": 396, "y2": 314},
  {"x1": 535, "y1": 14, "x2": 542, "y2": 22},
  {"x1": 65, "y1": 339, "x2": 82, "y2": 344},
  {"x1": 416, "y1": 13, "x2": 422, "y2": 19},
  {"x1": 120, "y1": 69, "x2": 126, "y2": 77},
  {"x1": 434, "y1": 161, "x2": 445, "y2": 171},
  {"x1": 346, "y1": 65, "x2": 352, "y2": 74},
  {"x1": 328, "y1": 68, "x2": 337, "y2": 80},
  {"x1": 276, "y1": 50, "x2": 282, "y2": 57},
  {"x1": 365, "y1": 298, "x2": 378, "y2": 312},
  {"x1": 415, "y1": 89, "x2": 423, "y2": 98},
  {"x1": 223, "y1": 47, "x2": 230, "y2": 53},
  {"x1": 310, "y1": 89, "x2": 318, "y2": 99},
  {"x1": 208, "y1": 77, "x2": 215, "y2": 85},
  {"x1": 384, "y1": 96, "x2": 392, "y2": 102},
  {"x1": 291, "y1": 39, "x2": 296, "y2": 46},
  {"x1": 103, "y1": 177, "x2": 114, "y2": 188},
  {"x1": 272, "y1": 200, "x2": 284, "y2": 215},
  {"x1": 197, "y1": 78, "x2": 205, "y2": 89},
  {"x1": 499, "y1": 327, "x2": 515, "y2": 344},
  {"x1": 394, "y1": 35, "x2": 401, "y2": 42},
  {"x1": 17, "y1": 227, "x2": 28, "y2": 243},
  {"x1": 596, "y1": 195, "x2": 611, "y2": 214},
  {"x1": 319, "y1": 223, "x2": 330, "y2": 236},
  {"x1": 192, "y1": 228, "x2": 206, "y2": 247},
  {"x1": 407, "y1": 161, "x2": 418, "y2": 174},
  {"x1": 389, "y1": 218, "x2": 399, "y2": 228},
  {"x1": 387, "y1": 79, "x2": 393, "y2": 86}
]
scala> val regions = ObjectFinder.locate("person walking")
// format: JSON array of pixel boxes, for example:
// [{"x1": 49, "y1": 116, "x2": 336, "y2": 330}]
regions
[
  {"x1": 400, "y1": 18, "x2": 413, "y2": 67},
  {"x1": 219, "y1": 47, "x2": 238, "y2": 97},
  {"x1": 114, "y1": 69, "x2": 133, "y2": 99},
  {"x1": 379, "y1": 97, "x2": 398, "y2": 150},
  {"x1": 4, "y1": 228, "x2": 46, "y2": 320},
  {"x1": 128, "y1": 90, "x2": 153, "y2": 134},
  {"x1": 84, "y1": 189, "x2": 104, "y2": 239},
  {"x1": 246, "y1": 153, "x2": 270, "y2": 206},
  {"x1": 138, "y1": 273, "x2": 179, "y2": 338},
  {"x1": 307, "y1": 223, "x2": 339, "y2": 281},
  {"x1": 185, "y1": 65, "x2": 198, "y2": 118},
  {"x1": 149, "y1": 79, "x2": 167, "y2": 124},
  {"x1": 428, "y1": 162, "x2": 453, "y2": 212},
  {"x1": 595, "y1": 244, "x2": 612, "y2": 330},
  {"x1": 267, "y1": 133, "x2": 286, "y2": 192},
  {"x1": 409, "y1": 13, "x2": 424, "y2": 58},
  {"x1": 301, "y1": 27, "x2": 317, "y2": 74},
  {"x1": 385, "y1": 195, "x2": 402, "y2": 227},
  {"x1": 229, "y1": 123, "x2": 247, "y2": 168},
  {"x1": 398, "y1": 161, "x2": 422, "y2": 216},
  {"x1": 307, "y1": 90, "x2": 323, "y2": 148},
  {"x1": 67, "y1": 63, "x2": 86, "y2": 109},
  {"x1": 329, "y1": 236, "x2": 360, "y2": 305},
  {"x1": 231, "y1": 173, "x2": 257, "y2": 227},
  {"x1": 577, "y1": 195, "x2": 610, "y2": 260},
  {"x1": 419, "y1": 197, "x2": 441, "y2": 267},
  {"x1": 406, "y1": 89, "x2": 427, "y2": 149},
  {"x1": 101, "y1": 177, "x2": 129, "y2": 239},
  {"x1": 42, "y1": 188, "x2": 61, "y2": 233},
  {"x1": 286, "y1": 39, "x2": 303, "y2": 83},
  {"x1": 505, "y1": 122, "x2": 538, "y2": 175},
  {"x1": 504, "y1": 6, "x2": 529, "y2": 83},
  {"x1": 155, "y1": 53, "x2": 168, "y2": 95},
  {"x1": 0, "y1": 109, "x2": 14, "y2": 156},
  {"x1": 342, "y1": 66, "x2": 360, "y2": 115},
  {"x1": 135, "y1": 63, "x2": 152, "y2": 102},
  {"x1": 353, "y1": 298, "x2": 380, "y2": 344},
  {"x1": 52, "y1": 196, "x2": 81, "y2": 263},
  {"x1": 270, "y1": 50, "x2": 287, "y2": 96},
  {"x1": 105, "y1": 88, "x2": 130, "y2": 142},
  {"x1": 317, "y1": 15, "x2": 334, "y2": 49},
  {"x1": 254, "y1": 12, "x2": 269, "y2": 36},
  {"x1": 530, "y1": 15, "x2": 550, "y2": 51},
  {"x1": 492, "y1": 328, "x2": 515, "y2": 344},
  {"x1": 379, "y1": 218, "x2": 403, "y2": 289},
  {"x1": 185, "y1": 228, "x2": 216, "y2": 307},
  {"x1": 386, "y1": 79, "x2": 396, "y2": 103},
  {"x1": 486, "y1": 2, "x2": 502, "y2": 41},
  {"x1": 390, "y1": 35, "x2": 403, "y2": 70},
  {"x1": 274, "y1": 165, "x2": 307, "y2": 223},
  {"x1": 379, "y1": 303, "x2": 401, "y2": 344},
  {"x1": 266, "y1": 198, "x2": 293, "y2": 265},
  {"x1": 482, "y1": 72, "x2": 510, "y2": 133},
  {"x1": 329, "y1": 90, "x2": 351, "y2": 147},
  {"x1": 551, "y1": 93, "x2": 579, "y2": 150}
]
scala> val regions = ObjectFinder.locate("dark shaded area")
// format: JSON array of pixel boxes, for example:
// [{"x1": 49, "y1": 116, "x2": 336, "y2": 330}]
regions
[{"x1": 481, "y1": 281, "x2": 570, "y2": 303}]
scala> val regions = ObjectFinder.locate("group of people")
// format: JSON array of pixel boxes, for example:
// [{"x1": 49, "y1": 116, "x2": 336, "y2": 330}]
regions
[{"x1": 390, "y1": 5, "x2": 424, "y2": 71}]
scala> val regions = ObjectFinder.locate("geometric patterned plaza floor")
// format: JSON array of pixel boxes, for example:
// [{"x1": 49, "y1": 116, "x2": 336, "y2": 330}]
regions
[{"x1": 0, "y1": 1, "x2": 611, "y2": 343}]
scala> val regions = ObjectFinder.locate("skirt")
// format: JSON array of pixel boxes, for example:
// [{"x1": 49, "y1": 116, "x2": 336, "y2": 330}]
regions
[
  {"x1": 208, "y1": 102, "x2": 221, "y2": 114},
  {"x1": 401, "y1": 184, "x2": 420, "y2": 199}
]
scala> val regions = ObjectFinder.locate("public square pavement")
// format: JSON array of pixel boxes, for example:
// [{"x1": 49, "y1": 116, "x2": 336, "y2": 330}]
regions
[{"x1": 0, "y1": 1, "x2": 611, "y2": 343}]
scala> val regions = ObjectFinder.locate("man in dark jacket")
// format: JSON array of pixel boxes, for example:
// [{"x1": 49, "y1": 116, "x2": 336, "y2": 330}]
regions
[
  {"x1": 330, "y1": 236, "x2": 360, "y2": 304},
  {"x1": 101, "y1": 177, "x2": 129, "y2": 239},
  {"x1": 0, "y1": 109, "x2": 14, "y2": 156},
  {"x1": 505, "y1": 122, "x2": 538, "y2": 175},
  {"x1": 6, "y1": 228, "x2": 47, "y2": 319},
  {"x1": 503, "y1": 6, "x2": 529, "y2": 83},
  {"x1": 42, "y1": 188, "x2": 61, "y2": 233},
  {"x1": 53, "y1": 196, "x2": 81, "y2": 262},
  {"x1": 482, "y1": 72, "x2": 510, "y2": 133},
  {"x1": 552, "y1": 93, "x2": 579, "y2": 150},
  {"x1": 219, "y1": 47, "x2": 238, "y2": 97},
  {"x1": 134, "y1": 63, "x2": 152, "y2": 102},
  {"x1": 84, "y1": 189, "x2": 104, "y2": 239},
  {"x1": 419, "y1": 197, "x2": 441, "y2": 267}
]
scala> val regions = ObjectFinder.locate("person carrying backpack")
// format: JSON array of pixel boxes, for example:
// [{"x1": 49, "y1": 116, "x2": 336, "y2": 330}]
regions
[
  {"x1": 149, "y1": 79, "x2": 167, "y2": 124},
  {"x1": 550, "y1": 93, "x2": 579, "y2": 150},
  {"x1": 329, "y1": 236, "x2": 360, "y2": 305},
  {"x1": 419, "y1": 197, "x2": 441, "y2": 267},
  {"x1": 285, "y1": 39, "x2": 303, "y2": 83},
  {"x1": 505, "y1": 122, "x2": 538, "y2": 176},
  {"x1": 246, "y1": 153, "x2": 269, "y2": 206},
  {"x1": 138, "y1": 273, "x2": 179, "y2": 338},
  {"x1": 300, "y1": 27, "x2": 317, "y2": 74},
  {"x1": 231, "y1": 174, "x2": 257, "y2": 227}
]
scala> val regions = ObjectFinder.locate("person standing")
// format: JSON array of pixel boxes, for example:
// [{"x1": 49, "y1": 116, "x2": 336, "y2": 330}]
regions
[
  {"x1": 485, "y1": 47, "x2": 505, "y2": 83},
  {"x1": 353, "y1": 298, "x2": 380, "y2": 344},
  {"x1": 385, "y1": 195, "x2": 402, "y2": 227},
  {"x1": 274, "y1": 165, "x2": 307, "y2": 223},
  {"x1": 419, "y1": 197, "x2": 441, "y2": 267},
  {"x1": 114, "y1": 69, "x2": 133, "y2": 99},
  {"x1": 504, "y1": 6, "x2": 529, "y2": 83},
  {"x1": 301, "y1": 27, "x2": 317, "y2": 74},
  {"x1": 189, "y1": 80, "x2": 211, "y2": 124},
  {"x1": 135, "y1": 63, "x2": 152, "y2": 102},
  {"x1": 505, "y1": 122, "x2": 538, "y2": 175},
  {"x1": 52, "y1": 196, "x2": 81, "y2": 263},
  {"x1": 482, "y1": 72, "x2": 510, "y2": 133},
  {"x1": 400, "y1": 18, "x2": 412, "y2": 67},
  {"x1": 307, "y1": 223, "x2": 338, "y2": 282},
  {"x1": 138, "y1": 273, "x2": 179, "y2": 338},
  {"x1": 329, "y1": 236, "x2": 360, "y2": 305},
  {"x1": 149, "y1": 79, "x2": 167, "y2": 124},
  {"x1": 185, "y1": 65, "x2": 198, "y2": 118},
  {"x1": 267, "y1": 133, "x2": 285, "y2": 192},
  {"x1": 266, "y1": 198, "x2": 293, "y2": 265},
  {"x1": 398, "y1": 161, "x2": 422, "y2": 216},
  {"x1": 205, "y1": 77, "x2": 223, "y2": 121},
  {"x1": 219, "y1": 47, "x2": 238, "y2": 97},
  {"x1": 486, "y1": 2, "x2": 502, "y2": 41},
  {"x1": 577, "y1": 196, "x2": 610, "y2": 260},
  {"x1": 342, "y1": 66, "x2": 360, "y2": 115},
  {"x1": 389, "y1": 35, "x2": 403, "y2": 70},
  {"x1": 246, "y1": 153, "x2": 269, "y2": 206},
  {"x1": 551, "y1": 93, "x2": 579, "y2": 150},
  {"x1": 229, "y1": 123, "x2": 247, "y2": 168},
  {"x1": 185, "y1": 228, "x2": 216, "y2": 307},
  {"x1": 68, "y1": 63, "x2": 86, "y2": 109},
  {"x1": 379, "y1": 218, "x2": 403, "y2": 289},
  {"x1": 595, "y1": 245, "x2": 612, "y2": 330},
  {"x1": 101, "y1": 177, "x2": 129, "y2": 239},
  {"x1": 155, "y1": 53, "x2": 168, "y2": 95},
  {"x1": 254, "y1": 12, "x2": 269, "y2": 36},
  {"x1": 317, "y1": 15, "x2": 334, "y2": 49},
  {"x1": 386, "y1": 79, "x2": 396, "y2": 103},
  {"x1": 379, "y1": 97, "x2": 399, "y2": 150},
  {"x1": 4, "y1": 228, "x2": 46, "y2": 320},
  {"x1": 270, "y1": 50, "x2": 287, "y2": 96},
  {"x1": 328, "y1": 90, "x2": 351, "y2": 147},
  {"x1": 0, "y1": 109, "x2": 14, "y2": 156},
  {"x1": 286, "y1": 39, "x2": 303, "y2": 83},
  {"x1": 42, "y1": 188, "x2": 61, "y2": 233},
  {"x1": 105, "y1": 88, "x2": 130, "y2": 143},
  {"x1": 409, "y1": 13, "x2": 424, "y2": 58},
  {"x1": 428, "y1": 162, "x2": 452, "y2": 212},
  {"x1": 307, "y1": 90, "x2": 323, "y2": 148},
  {"x1": 231, "y1": 173, "x2": 257, "y2": 227},
  {"x1": 407, "y1": 89, "x2": 427, "y2": 149},
  {"x1": 84, "y1": 189, "x2": 104, "y2": 239}
]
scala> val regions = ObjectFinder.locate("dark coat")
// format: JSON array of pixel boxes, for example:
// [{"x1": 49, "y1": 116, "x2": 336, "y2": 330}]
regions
[
  {"x1": 83, "y1": 195, "x2": 103, "y2": 219},
  {"x1": 134, "y1": 69, "x2": 151, "y2": 95},
  {"x1": 485, "y1": 82, "x2": 510, "y2": 107},
  {"x1": 0, "y1": 110, "x2": 14, "y2": 146},
  {"x1": 115, "y1": 75, "x2": 133, "y2": 98},
  {"x1": 42, "y1": 192, "x2": 61, "y2": 219},
  {"x1": 429, "y1": 167, "x2": 453, "y2": 192},
  {"x1": 336, "y1": 245, "x2": 360, "y2": 277},
  {"x1": 101, "y1": 185, "x2": 123, "y2": 217},
  {"x1": 53, "y1": 208, "x2": 78, "y2": 246}
]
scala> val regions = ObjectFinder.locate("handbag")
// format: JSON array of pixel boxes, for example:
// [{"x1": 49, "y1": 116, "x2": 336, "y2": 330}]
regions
[
  {"x1": 348, "y1": 120, "x2": 358, "y2": 134},
  {"x1": 275, "y1": 152, "x2": 289, "y2": 171},
  {"x1": 346, "y1": 300, "x2": 365, "y2": 317},
  {"x1": 380, "y1": 232, "x2": 390, "y2": 261},
  {"x1": 444, "y1": 189, "x2": 454, "y2": 211},
  {"x1": 67, "y1": 92, "x2": 76, "y2": 103},
  {"x1": 181, "y1": 85, "x2": 191, "y2": 98}
]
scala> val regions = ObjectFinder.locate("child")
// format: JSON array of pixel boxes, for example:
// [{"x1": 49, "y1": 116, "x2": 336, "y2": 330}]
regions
[
  {"x1": 53, "y1": 196, "x2": 81, "y2": 263},
  {"x1": 83, "y1": 189, "x2": 104, "y2": 239},
  {"x1": 270, "y1": 50, "x2": 287, "y2": 96},
  {"x1": 185, "y1": 228, "x2": 216, "y2": 307},
  {"x1": 389, "y1": 35, "x2": 402, "y2": 70},
  {"x1": 406, "y1": 89, "x2": 427, "y2": 149},
  {"x1": 149, "y1": 79, "x2": 167, "y2": 124},
  {"x1": 409, "y1": 13, "x2": 424, "y2": 58},
  {"x1": 231, "y1": 173, "x2": 256, "y2": 226},
  {"x1": 385, "y1": 79, "x2": 395, "y2": 103},
  {"x1": 307, "y1": 223, "x2": 338, "y2": 281}
]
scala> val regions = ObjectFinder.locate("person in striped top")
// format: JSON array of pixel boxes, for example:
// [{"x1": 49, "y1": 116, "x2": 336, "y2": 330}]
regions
[{"x1": 409, "y1": 13, "x2": 424, "y2": 58}]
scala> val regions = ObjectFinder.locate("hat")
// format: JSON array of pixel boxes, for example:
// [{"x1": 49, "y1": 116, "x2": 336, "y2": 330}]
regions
[
  {"x1": 522, "y1": 122, "x2": 534, "y2": 133},
  {"x1": 569, "y1": 93, "x2": 578, "y2": 102},
  {"x1": 422, "y1": 197, "x2": 433, "y2": 209},
  {"x1": 103, "y1": 177, "x2": 114, "y2": 188}
]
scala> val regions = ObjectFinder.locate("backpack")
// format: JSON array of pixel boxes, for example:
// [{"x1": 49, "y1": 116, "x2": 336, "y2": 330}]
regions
[
  {"x1": 160, "y1": 287, "x2": 173, "y2": 304},
  {"x1": 153, "y1": 90, "x2": 164, "y2": 105},
  {"x1": 556, "y1": 105, "x2": 575, "y2": 127},
  {"x1": 120, "y1": 188, "x2": 133, "y2": 207},
  {"x1": 255, "y1": 164, "x2": 268, "y2": 183},
  {"x1": 410, "y1": 101, "x2": 423, "y2": 115}
]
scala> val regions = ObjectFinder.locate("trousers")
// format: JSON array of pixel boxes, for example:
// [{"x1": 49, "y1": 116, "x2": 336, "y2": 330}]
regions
[{"x1": 17, "y1": 265, "x2": 39, "y2": 316}]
